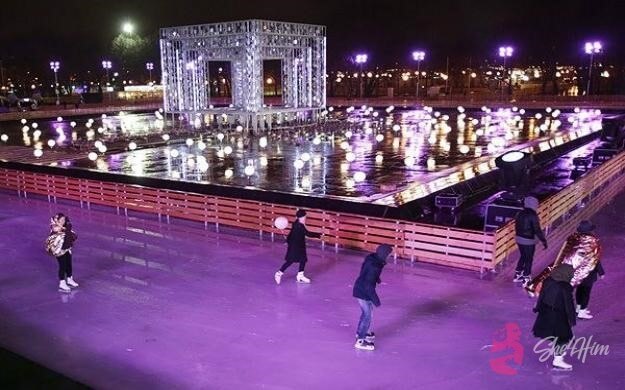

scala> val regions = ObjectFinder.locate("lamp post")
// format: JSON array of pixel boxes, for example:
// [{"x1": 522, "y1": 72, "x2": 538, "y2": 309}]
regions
[
  {"x1": 102, "y1": 61, "x2": 112, "y2": 102},
  {"x1": 584, "y1": 41, "x2": 602, "y2": 96},
  {"x1": 412, "y1": 51, "x2": 425, "y2": 99},
  {"x1": 354, "y1": 53, "x2": 368, "y2": 98},
  {"x1": 49, "y1": 61, "x2": 60, "y2": 105},
  {"x1": 498, "y1": 46, "x2": 513, "y2": 100},
  {"x1": 146, "y1": 62, "x2": 154, "y2": 83}
]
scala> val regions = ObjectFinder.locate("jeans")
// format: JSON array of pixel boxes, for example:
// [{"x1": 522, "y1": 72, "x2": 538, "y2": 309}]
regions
[
  {"x1": 56, "y1": 252, "x2": 73, "y2": 280},
  {"x1": 515, "y1": 244, "x2": 535, "y2": 276},
  {"x1": 356, "y1": 298, "x2": 374, "y2": 339}
]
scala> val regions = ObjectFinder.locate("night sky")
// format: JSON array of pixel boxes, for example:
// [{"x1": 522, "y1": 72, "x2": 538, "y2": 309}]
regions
[{"x1": 1, "y1": 0, "x2": 624, "y2": 74}]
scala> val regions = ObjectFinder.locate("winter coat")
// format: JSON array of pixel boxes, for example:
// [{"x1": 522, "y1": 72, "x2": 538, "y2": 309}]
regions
[
  {"x1": 515, "y1": 208, "x2": 547, "y2": 244},
  {"x1": 353, "y1": 253, "x2": 386, "y2": 307},
  {"x1": 284, "y1": 220, "x2": 321, "y2": 262},
  {"x1": 532, "y1": 277, "x2": 576, "y2": 343}
]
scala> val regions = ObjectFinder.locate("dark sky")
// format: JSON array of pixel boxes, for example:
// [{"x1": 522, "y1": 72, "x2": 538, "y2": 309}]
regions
[{"x1": 1, "y1": 0, "x2": 624, "y2": 74}]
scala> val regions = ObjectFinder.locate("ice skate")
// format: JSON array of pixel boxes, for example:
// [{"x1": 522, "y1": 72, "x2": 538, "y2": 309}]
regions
[
  {"x1": 58, "y1": 280, "x2": 71, "y2": 293},
  {"x1": 66, "y1": 276, "x2": 79, "y2": 288},
  {"x1": 296, "y1": 272, "x2": 311, "y2": 283},
  {"x1": 274, "y1": 271, "x2": 283, "y2": 285},
  {"x1": 354, "y1": 339, "x2": 375, "y2": 351},
  {"x1": 552, "y1": 354, "x2": 572, "y2": 371},
  {"x1": 577, "y1": 309, "x2": 593, "y2": 320},
  {"x1": 513, "y1": 272, "x2": 524, "y2": 283}
]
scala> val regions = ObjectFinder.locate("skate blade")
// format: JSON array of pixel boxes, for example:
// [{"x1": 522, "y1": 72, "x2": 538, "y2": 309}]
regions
[{"x1": 551, "y1": 366, "x2": 573, "y2": 371}]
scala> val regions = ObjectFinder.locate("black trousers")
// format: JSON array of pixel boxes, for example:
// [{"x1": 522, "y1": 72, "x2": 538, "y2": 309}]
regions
[
  {"x1": 280, "y1": 260, "x2": 306, "y2": 273},
  {"x1": 515, "y1": 244, "x2": 535, "y2": 276},
  {"x1": 56, "y1": 252, "x2": 73, "y2": 280},
  {"x1": 575, "y1": 283, "x2": 593, "y2": 310}
]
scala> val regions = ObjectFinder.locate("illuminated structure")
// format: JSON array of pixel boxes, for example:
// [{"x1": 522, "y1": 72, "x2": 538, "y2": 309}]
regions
[{"x1": 160, "y1": 20, "x2": 326, "y2": 129}]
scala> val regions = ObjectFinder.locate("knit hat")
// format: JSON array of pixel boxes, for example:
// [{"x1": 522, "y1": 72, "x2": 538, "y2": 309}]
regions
[
  {"x1": 376, "y1": 244, "x2": 393, "y2": 260},
  {"x1": 577, "y1": 220, "x2": 596, "y2": 234},
  {"x1": 524, "y1": 196, "x2": 539, "y2": 210},
  {"x1": 295, "y1": 209, "x2": 307, "y2": 218}
]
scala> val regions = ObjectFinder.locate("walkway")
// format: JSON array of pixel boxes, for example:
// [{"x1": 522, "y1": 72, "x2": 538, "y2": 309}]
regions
[{"x1": 0, "y1": 190, "x2": 622, "y2": 389}]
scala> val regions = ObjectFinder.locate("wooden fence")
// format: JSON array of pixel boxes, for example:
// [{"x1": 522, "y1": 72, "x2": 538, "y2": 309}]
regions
[{"x1": 1, "y1": 150, "x2": 623, "y2": 272}]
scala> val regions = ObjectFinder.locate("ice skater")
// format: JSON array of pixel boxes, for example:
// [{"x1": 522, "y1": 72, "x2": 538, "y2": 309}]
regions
[
  {"x1": 274, "y1": 209, "x2": 321, "y2": 284},
  {"x1": 353, "y1": 244, "x2": 392, "y2": 351},
  {"x1": 514, "y1": 196, "x2": 547, "y2": 285},
  {"x1": 46, "y1": 213, "x2": 79, "y2": 292},
  {"x1": 532, "y1": 264, "x2": 577, "y2": 370},
  {"x1": 573, "y1": 221, "x2": 604, "y2": 320}
]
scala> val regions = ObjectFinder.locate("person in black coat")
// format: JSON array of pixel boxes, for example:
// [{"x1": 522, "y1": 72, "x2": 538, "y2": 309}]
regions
[
  {"x1": 532, "y1": 264, "x2": 576, "y2": 370},
  {"x1": 514, "y1": 196, "x2": 548, "y2": 285},
  {"x1": 353, "y1": 244, "x2": 392, "y2": 351},
  {"x1": 274, "y1": 209, "x2": 321, "y2": 284}
]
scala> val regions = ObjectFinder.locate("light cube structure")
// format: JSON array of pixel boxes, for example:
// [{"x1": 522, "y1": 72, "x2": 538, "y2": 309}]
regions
[{"x1": 160, "y1": 19, "x2": 326, "y2": 128}]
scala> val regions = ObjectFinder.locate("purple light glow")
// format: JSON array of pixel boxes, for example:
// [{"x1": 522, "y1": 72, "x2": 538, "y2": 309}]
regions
[
  {"x1": 498, "y1": 46, "x2": 513, "y2": 58},
  {"x1": 584, "y1": 41, "x2": 602, "y2": 54},
  {"x1": 354, "y1": 54, "x2": 368, "y2": 64},
  {"x1": 412, "y1": 51, "x2": 425, "y2": 61},
  {"x1": 102, "y1": 60, "x2": 112, "y2": 69}
]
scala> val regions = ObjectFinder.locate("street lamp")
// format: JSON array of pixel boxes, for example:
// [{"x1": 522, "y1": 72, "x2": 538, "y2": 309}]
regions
[
  {"x1": 412, "y1": 51, "x2": 425, "y2": 99},
  {"x1": 146, "y1": 62, "x2": 154, "y2": 83},
  {"x1": 584, "y1": 41, "x2": 602, "y2": 96},
  {"x1": 49, "y1": 61, "x2": 60, "y2": 105},
  {"x1": 354, "y1": 53, "x2": 368, "y2": 98},
  {"x1": 498, "y1": 46, "x2": 513, "y2": 99},
  {"x1": 122, "y1": 22, "x2": 134, "y2": 34},
  {"x1": 102, "y1": 60, "x2": 112, "y2": 102}
]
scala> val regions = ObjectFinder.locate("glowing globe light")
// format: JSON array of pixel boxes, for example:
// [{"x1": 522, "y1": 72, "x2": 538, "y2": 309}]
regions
[
  {"x1": 376, "y1": 134, "x2": 384, "y2": 142},
  {"x1": 345, "y1": 178, "x2": 355, "y2": 188},
  {"x1": 236, "y1": 125, "x2": 243, "y2": 132},
  {"x1": 94, "y1": 140, "x2": 103, "y2": 149},
  {"x1": 57, "y1": 117, "x2": 63, "y2": 122},
  {"x1": 101, "y1": 114, "x2": 107, "y2": 119},
  {"x1": 427, "y1": 157, "x2": 436, "y2": 170},
  {"x1": 170, "y1": 149, "x2": 180, "y2": 158},
  {"x1": 345, "y1": 130, "x2": 353, "y2": 138},
  {"x1": 223, "y1": 146, "x2": 233, "y2": 155},
  {"x1": 457, "y1": 106, "x2": 465, "y2": 113},
  {"x1": 70, "y1": 121, "x2": 76, "y2": 128},
  {"x1": 340, "y1": 141, "x2": 350, "y2": 150},
  {"x1": 47, "y1": 139, "x2": 56, "y2": 148},
  {"x1": 459, "y1": 145, "x2": 470, "y2": 154},
  {"x1": 353, "y1": 171, "x2": 366, "y2": 182},
  {"x1": 274, "y1": 216, "x2": 289, "y2": 230},
  {"x1": 475, "y1": 146, "x2": 483, "y2": 157},
  {"x1": 171, "y1": 171, "x2": 181, "y2": 179},
  {"x1": 259, "y1": 137, "x2": 268, "y2": 148},
  {"x1": 97, "y1": 144, "x2": 107, "y2": 153},
  {"x1": 244, "y1": 165, "x2": 255, "y2": 177},
  {"x1": 260, "y1": 156, "x2": 268, "y2": 167},
  {"x1": 301, "y1": 152, "x2": 311, "y2": 162},
  {"x1": 346, "y1": 152, "x2": 356, "y2": 162},
  {"x1": 128, "y1": 142, "x2": 137, "y2": 151},
  {"x1": 293, "y1": 159, "x2": 304, "y2": 169},
  {"x1": 33, "y1": 149, "x2": 43, "y2": 158},
  {"x1": 20, "y1": 119, "x2": 27, "y2": 125},
  {"x1": 185, "y1": 138, "x2": 194, "y2": 147},
  {"x1": 392, "y1": 124, "x2": 401, "y2": 131},
  {"x1": 535, "y1": 113, "x2": 542, "y2": 120},
  {"x1": 88, "y1": 152, "x2": 98, "y2": 161},
  {"x1": 375, "y1": 154, "x2": 384, "y2": 164},
  {"x1": 162, "y1": 134, "x2": 170, "y2": 141},
  {"x1": 217, "y1": 133, "x2": 224, "y2": 141},
  {"x1": 197, "y1": 141, "x2": 206, "y2": 151},
  {"x1": 404, "y1": 156, "x2": 415, "y2": 167},
  {"x1": 519, "y1": 109, "x2": 526, "y2": 115},
  {"x1": 313, "y1": 137, "x2": 321, "y2": 145},
  {"x1": 1, "y1": 134, "x2": 8, "y2": 142}
]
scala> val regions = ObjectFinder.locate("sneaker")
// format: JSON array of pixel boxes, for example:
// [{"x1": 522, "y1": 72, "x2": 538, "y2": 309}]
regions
[
  {"x1": 58, "y1": 280, "x2": 71, "y2": 293},
  {"x1": 354, "y1": 339, "x2": 375, "y2": 351},
  {"x1": 274, "y1": 271, "x2": 283, "y2": 285},
  {"x1": 577, "y1": 309, "x2": 593, "y2": 320},
  {"x1": 66, "y1": 277, "x2": 79, "y2": 288},
  {"x1": 513, "y1": 272, "x2": 524, "y2": 283},
  {"x1": 296, "y1": 272, "x2": 311, "y2": 284}
]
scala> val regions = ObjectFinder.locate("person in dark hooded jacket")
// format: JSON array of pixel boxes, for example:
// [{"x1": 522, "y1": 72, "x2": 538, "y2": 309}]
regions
[
  {"x1": 353, "y1": 244, "x2": 392, "y2": 351},
  {"x1": 532, "y1": 263, "x2": 576, "y2": 370},
  {"x1": 274, "y1": 209, "x2": 321, "y2": 284}
]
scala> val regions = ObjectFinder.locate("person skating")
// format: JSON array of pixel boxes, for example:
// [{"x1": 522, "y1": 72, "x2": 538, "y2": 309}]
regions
[
  {"x1": 514, "y1": 196, "x2": 547, "y2": 285},
  {"x1": 274, "y1": 209, "x2": 321, "y2": 284},
  {"x1": 573, "y1": 221, "x2": 604, "y2": 320},
  {"x1": 353, "y1": 244, "x2": 392, "y2": 351},
  {"x1": 532, "y1": 264, "x2": 577, "y2": 370},
  {"x1": 46, "y1": 213, "x2": 79, "y2": 292}
]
